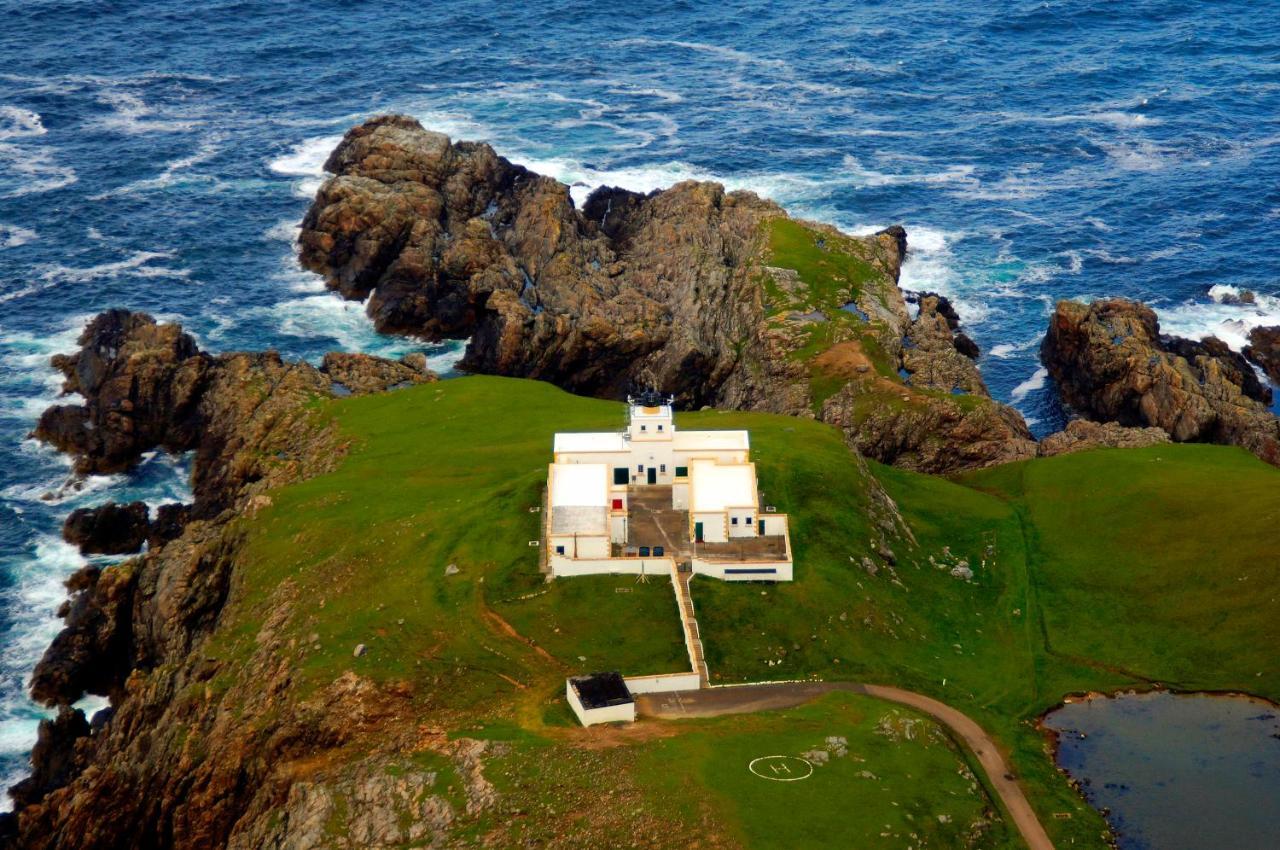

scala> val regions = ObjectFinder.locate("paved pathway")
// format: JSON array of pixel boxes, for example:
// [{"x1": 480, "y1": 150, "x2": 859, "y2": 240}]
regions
[{"x1": 636, "y1": 681, "x2": 1055, "y2": 850}]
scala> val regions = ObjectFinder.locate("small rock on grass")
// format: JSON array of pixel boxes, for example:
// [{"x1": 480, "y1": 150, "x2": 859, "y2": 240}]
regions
[
  {"x1": 444, "y1": 564, "x2": 460, "y2": 576},
  {"x1": 353, "y1": 644, "x2": 367, "y2": 657}
]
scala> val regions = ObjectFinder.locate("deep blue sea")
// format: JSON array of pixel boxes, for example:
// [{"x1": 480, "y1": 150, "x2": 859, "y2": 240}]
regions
[{"x1": 1, "y1": 0, "x2": 1278, "y2": 801}]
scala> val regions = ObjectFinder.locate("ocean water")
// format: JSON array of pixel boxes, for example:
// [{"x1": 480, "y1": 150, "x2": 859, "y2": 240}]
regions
[{"x1": 1, "y1": 0, "x2": 1278, "y2": 803}]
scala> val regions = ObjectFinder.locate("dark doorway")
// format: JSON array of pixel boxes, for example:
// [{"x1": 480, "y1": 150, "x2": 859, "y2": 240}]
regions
[
  {"x1": 647, "y1": 467, "x2": 657, "y2": 485},
  {"x1": 695, "y1": 521, "x2": 704, "y2": 542}
]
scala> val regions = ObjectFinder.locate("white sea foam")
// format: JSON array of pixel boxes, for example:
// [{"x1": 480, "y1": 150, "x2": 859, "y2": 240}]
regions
[
  {"x1": 989, "y1": 339, "x2": 1037, "y2": 359},
  {"x1": 2, "y1": 251, "x2": 191, "y2": 305},
  {"x1": 90, "y1": 133, "x2": 222, "y2": 199},
  {"x1": 0, "y1": 222, "x2": 37, "y2": 248},
  {"x1": 1011, "y1": 367, "x2": 1049, "y2": 401},
  {"x1": 1157, "y1": 285, "x2": 1280, "y2": 352},
  {"x1": 268, "y1": 134, "x2": 342, "y2": 198},
  {"x1": 0, "y1": 140, "x2": 77, "y2": 197},
  {"x1": 893, "y1": 226, "x2": 992, "y2": 326},
  {"x1": 88, "y1": 89, "x2": 199, "y2": 135}
]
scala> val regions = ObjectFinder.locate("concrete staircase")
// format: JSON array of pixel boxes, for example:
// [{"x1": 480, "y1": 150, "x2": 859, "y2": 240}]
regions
[{"x1": 671, "y1": 565, "x2": 710, "y2": 687}]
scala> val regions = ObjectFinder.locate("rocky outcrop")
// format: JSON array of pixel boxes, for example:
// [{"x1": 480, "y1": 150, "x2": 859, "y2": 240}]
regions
[
  {"x1": 1041, "y1": 298, "x2": 1280, "y2": 465},
  {"x1": 1038, "y1": 419, "x2": 1171, "y2": 457},
  {"x1": 299, "y1": 115, "x2": 1035, "y2": 472},
  {"x1": 5, "y1": 312, "x2": 446, "y2": 849},
  {"x1": 1244, "y1": 325, "x2": 1280, "y2": 384},
  {"x1": 33, "y1": 311, "x2": 435, "y2": 515},
  {"x1": 62, "y1": 502, "x2": 150, "y2": 555},
  {"x1": 321, "y1": 351, "x2": 437, "y2": 395},
  {"x1": 902, "y1": 294, "x2": 987, "y2": 394},
  {"x1": 33, "y1": 310, "x2": 209, "y2": 476},
  {"x1": 6, "y1": 708, "x2": 89, "y2": 811}
]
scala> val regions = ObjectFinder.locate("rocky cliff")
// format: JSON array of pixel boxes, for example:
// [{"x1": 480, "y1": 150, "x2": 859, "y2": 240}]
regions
[
  {"x1": 1041, "y1": 298, "x2": 1280, "y2": 465},
  {"x1": 4, "y1": 312, "x2": 441, "y2": 849},
  {"x1": 299, "y1": 115, "x2": 1035, "y2": 472}
]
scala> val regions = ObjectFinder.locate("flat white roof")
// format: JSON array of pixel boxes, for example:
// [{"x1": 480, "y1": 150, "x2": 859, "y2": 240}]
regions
[
  {"x1": 549, "y1": 463, "x2": 609, "y2": 535},
  {"x1": 690, "y1": 460, "x2": 758, "y2": 512},
  {"x1": 554, "y1": 432, "x2": 628, "y2": 454},
  {"x1": 673, "y1": 429, "x2": 750, "y2": 452},
  {"x1": 550, "y1": 463, "x2": 609, "y2": 507}
]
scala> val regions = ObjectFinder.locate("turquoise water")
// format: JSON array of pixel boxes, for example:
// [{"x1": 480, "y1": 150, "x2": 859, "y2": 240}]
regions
[
  {"x1": 1045, "y1": 692, "x2": 1280, "y2": 849},
  {"x1": 2, "y1": 0, "x2": 1279, "y2": 802}
]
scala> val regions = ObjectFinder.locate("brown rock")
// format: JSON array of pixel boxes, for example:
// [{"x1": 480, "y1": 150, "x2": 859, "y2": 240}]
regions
[
  {"x1": 62, "y1": 502, "x2": 150, "y2": 555},
  {"x1": 299, "y1": 116, "x2": 1036, "y2": 472},
  {"x1": 1041, "y1": 298, "x2": 1280, "y2": 465},
  {"x1": 321, "y1": 351, "x2": 436, "y2": 395},
  {"x1": 1038, "y1": 419, "x2": 1171, "y2": 457},
  {"x1": 1244, "y1": 325, "x2": 1280, "y2": 384}
]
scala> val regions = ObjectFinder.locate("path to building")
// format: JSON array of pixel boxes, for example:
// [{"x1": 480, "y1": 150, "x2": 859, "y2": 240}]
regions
[
  {"x1": 636, "y1": 681, "x2": 1055, "y2": 850},
  {"x1": 669, "y1": 566, "x2": 710, "y2": 687}
]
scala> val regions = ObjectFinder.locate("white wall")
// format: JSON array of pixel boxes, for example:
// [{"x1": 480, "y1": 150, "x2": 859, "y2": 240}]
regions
[
  {"x1": 757, "y1": 513, "x2": 788, "y2": 537},
  {"x1": 671, "y1": 481, "x2": 689, "y2": 510},
  {"x1": 728, "y1": 507, "x2": 758, "y2": 538},
  {"x1": 692, "y1": 511, "x2": 727, "y2": 543},
  {"x1": 566, "y1": 681, "x2": 636, "y2": 726},
  {"x1": 550, "y1": 555, "x2": 675, "y2": 577},
  {"x1": 623, "y1": 672, "x2": 702, "y2": 694},
  {"x1": 548, "y1": 534, "x2": 610, "y2": 560},
  {"x1": 692, "y1": 556, "x2": 793, "y2": 582}
]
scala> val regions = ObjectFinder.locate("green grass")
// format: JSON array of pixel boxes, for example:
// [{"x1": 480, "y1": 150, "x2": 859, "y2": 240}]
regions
[
  {"x1": 766, "y1": 217, "x2": 886, "y2": 313},
  {"x1": 633, "y1": 692, "x2": 1019, "y2": 850},
  {"x1": 206, "y1": 377, "x2": 1280, "y2": 849},
  {"x1": 206, "y1": 377, "x2": 691, "y2": 714},
  {"x1": 696, "y1": 442, "x2": 1280, "y2": 848}
]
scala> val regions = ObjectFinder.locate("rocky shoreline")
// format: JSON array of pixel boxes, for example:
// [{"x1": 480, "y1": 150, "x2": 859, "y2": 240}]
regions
[
  {"x1": 5, "y1": 119, "x2": 1280, "y2": 848},
  {"x1": 3, "y1": 311, "x2": 436, "y2": 849}
]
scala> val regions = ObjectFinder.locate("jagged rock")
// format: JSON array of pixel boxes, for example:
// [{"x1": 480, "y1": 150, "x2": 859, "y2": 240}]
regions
[
  {"x1": 1042, "y1": 298, "x2": 1280, "y2": 465},
  {"x1": 321, "y1": 351, "x2": 436, "y2": 395},
  {"x1": 33, "y1": 310, "x2": 210, "y2": 475},
  {"x1": 29, "y1": 565, "x2": 133, "y2": 706},
  {"x1": 32, "y1": 312, "x2": 423, "y2": 516},
  {"x1": 62, "y1": 501, "x2": 150, "y2": 555},
  {"x1": 950, "y1": 565, "x2": 974, "y2": 580},
  {"x1": 902, "y1": 294, "x2": 987, "y2": 394},
  {"x1": 7, "y1": 707, "x2": 89, "y2": 809},
  {"x1": 299, "y1": 116, "x2": 1036, "y2": 473},
  {"x1": 1244, "y1": 326, "x2": 1280, "y2": 384},
  {"x1": 148, "y1": 502, "x2": 191, "y2": 548},
  {"x1": 953, "y1": 332, "x2": 980, "y2": 359},
  {"x1": 1038, "y1": 419, "x2": 1171, "y2": 457}
]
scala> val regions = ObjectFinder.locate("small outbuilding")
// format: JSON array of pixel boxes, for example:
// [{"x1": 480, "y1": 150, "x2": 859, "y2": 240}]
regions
[{"x1": 566, "y1": 672, "x2": 635, "y2": 726}]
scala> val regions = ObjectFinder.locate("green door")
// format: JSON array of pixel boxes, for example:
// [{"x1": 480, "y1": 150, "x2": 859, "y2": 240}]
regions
[
  {"x1": 758, "y1": 519, "x2": 765, "y2": 535},
  {"x1": 647, "y1": 467, "x2": 657, "y2": 485},
  {"x1": 695, "y1": 521, "x2": 703, "y2": 542}
]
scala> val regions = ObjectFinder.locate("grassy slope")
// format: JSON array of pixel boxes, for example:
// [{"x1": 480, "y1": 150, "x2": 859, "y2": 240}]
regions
[
  {"x1": 697, "y1": 442, "x2": 1280, "y2": 848},
  {"x1": 206, "y1": 376, "x2": 1280, "y2": 849},
  {"x1": 633, "y1": 692, "x2": 1020, "y2": 850}
]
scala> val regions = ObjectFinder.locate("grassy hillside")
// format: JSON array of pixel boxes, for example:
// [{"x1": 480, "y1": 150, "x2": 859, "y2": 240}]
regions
[
  {"x1": 204, "y1": 376, "x2": 1280, "y2": 848},
  {"x1": 697, "y1": 442, "x2": 1280, "y2": 847}
]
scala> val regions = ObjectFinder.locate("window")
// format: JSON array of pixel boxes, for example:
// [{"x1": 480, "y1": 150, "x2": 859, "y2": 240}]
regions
[
  {"x1": 660, "y1": 464, "x2": 666, "y2": 473},
  {"x1": 555, "y1": 545, "x2": 565, "y2": 555},
  {"x1": 640, "y1": 424, "x2": 646, "y2": 431},
  {"x1": 745, "y1": 516, "x2": 752, "y2": 525},
  {"x1": 657, "y1": 424, "x2": 664, "y2": 431},
  {"x1": 675, "y1": 466, "x2": 688, "y2": 477},
  {"x1": 637, "y1": 464, "x2": 644, "y2": 472},
  {"x1": 731, "y1": 517, "x2": 739, "y2": 525}
]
